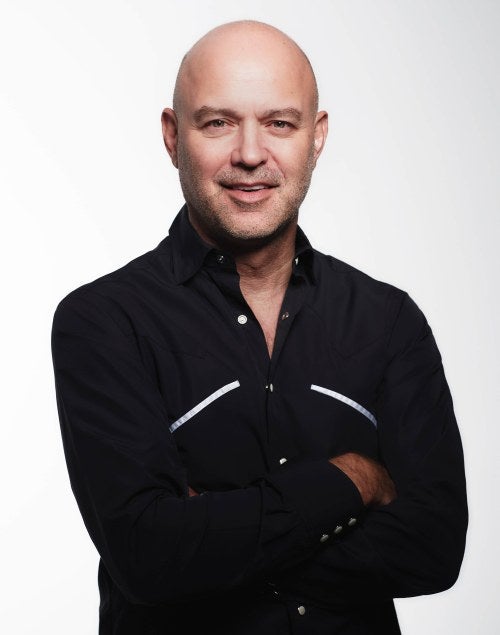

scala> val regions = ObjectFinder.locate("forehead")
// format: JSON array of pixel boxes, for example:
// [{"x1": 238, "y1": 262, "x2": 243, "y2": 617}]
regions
[{"x1": 177, "y1": 34, "x2": 315, "y2": 115}]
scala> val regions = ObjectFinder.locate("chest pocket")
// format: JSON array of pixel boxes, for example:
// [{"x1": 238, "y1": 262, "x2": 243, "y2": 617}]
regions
[
  {"x1": 166, "y1": 375, "x2": 268, "y2": 490},
  {"x1": 169, "y1": 381, "x2": 240, "y2": 432},
  {"x1": 291, "y1": 382, "x2": 379, "y2": 460},
  {"x1": 310, "y1": 384, "x2": 377, "y2": 428}
]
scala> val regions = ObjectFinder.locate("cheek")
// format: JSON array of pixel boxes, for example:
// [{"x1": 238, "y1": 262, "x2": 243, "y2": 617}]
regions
[
  {"x1": 271, "y1": 140, "x2": 315, "y2": 176},
  {"x1": 180, "y1": 137, "x2": 229, "y2": 177}
]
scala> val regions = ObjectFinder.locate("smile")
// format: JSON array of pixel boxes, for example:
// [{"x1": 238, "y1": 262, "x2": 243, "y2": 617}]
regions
[
  {"x1": 220, "y1": 182, "x2": 276, "y2": 203},
  {"x1": 223, "y1": 183, "x2": 275, "y2": 191},
  {"x1": 232, "y1": 185, "x2": 267, "y2": 191}
]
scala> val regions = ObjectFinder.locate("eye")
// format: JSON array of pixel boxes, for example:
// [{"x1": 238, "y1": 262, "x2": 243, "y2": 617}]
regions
[
  {"x1": 208, "y1": 119, "x2": 226, "y2": 128},
  {"x1": 272, "y1": 120, "x2": 290, "y2": 129}
]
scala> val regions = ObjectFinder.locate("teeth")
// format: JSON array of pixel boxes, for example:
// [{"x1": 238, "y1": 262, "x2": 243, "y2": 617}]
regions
[{"x1": 234, "y1": 185, "x2": 266, "y2": 191}]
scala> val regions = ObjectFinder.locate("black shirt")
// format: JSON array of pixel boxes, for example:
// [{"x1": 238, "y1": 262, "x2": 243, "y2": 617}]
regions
[{"x1": 51, "y1": 207, "x2": 467, "y2": 634}]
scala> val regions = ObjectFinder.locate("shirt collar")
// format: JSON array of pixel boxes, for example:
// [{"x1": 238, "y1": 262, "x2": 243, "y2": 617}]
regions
[
  {"x1": 168, "y1": 205, "x2": 315, "y2": 284},
  {"x1": 168, "y1": 205, "x2": 213, "y2": 284}
]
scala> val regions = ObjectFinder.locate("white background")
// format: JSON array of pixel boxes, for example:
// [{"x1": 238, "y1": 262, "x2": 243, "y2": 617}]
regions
[{"x1": 1, "y1": 1, "x2": 498, "y2": 633}]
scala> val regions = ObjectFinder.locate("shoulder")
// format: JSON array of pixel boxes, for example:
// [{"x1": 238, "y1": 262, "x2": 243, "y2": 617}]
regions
[
  {"x1": 53, "y1": 236, "x2": 174, "y2": 329},
  {"x1": 313, "y1": 249, "x2": 410, "y2": 317},
  {"x1": 311, "y1": 249, "x2": 427, "y2": 355}
]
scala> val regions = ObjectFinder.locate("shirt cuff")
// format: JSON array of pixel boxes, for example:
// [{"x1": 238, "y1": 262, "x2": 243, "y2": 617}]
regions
[{"x1": 266, "y1": 459, "x2": 364, "y2": 544}]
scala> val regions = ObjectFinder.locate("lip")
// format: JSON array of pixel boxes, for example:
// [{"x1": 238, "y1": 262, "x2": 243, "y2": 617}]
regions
[
  {"x1": 222, "y1": 182, "x2": 276, "y2": 190},
  {"x1": 221, "y1": 182, "x2": 277, "y2": 203}
]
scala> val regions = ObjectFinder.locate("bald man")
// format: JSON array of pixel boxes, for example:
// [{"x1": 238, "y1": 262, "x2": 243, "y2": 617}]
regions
[{"x1": 52, "y1": 21, "x2": 467, "y2": 635}]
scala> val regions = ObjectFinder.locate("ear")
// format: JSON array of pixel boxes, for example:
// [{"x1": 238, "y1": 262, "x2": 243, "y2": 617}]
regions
[
  {"x1": 161, "y1": 108, "x2": 179, "y2": 168},
  {"x1": 312, "y1": 110, "x2": 328, "y2": 165}
]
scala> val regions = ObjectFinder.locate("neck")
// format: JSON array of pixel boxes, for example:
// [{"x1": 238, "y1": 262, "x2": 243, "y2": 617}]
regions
[
  {"x1": 234, "y1": 223, "x2": 296, "y2": 295},
  {"x1": 204, "y1": 221, "x2": 297, "y2": 358},
  {"x1": 187, "y1": 208, "x2": 298, "y2": 356},
  {"x1": 233, "y1": 225, "x2": 296, "y2": 357}
]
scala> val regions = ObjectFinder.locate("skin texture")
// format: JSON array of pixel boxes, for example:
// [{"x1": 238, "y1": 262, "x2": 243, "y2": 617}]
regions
[
  {"x1": 164, "y1": 21, "x2": 396, "y2": 507},
  {"x1": 330, "y1": 453, "x2": 397, "y2": 506}
]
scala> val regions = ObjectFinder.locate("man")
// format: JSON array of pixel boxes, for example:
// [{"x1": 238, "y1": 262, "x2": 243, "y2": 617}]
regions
[{"x1": 51, "y1": 20, "x2": 467, "y2": 635}]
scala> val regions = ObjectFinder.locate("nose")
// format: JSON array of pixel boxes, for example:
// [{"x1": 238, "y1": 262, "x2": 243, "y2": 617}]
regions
[{"x1": 230, "y1": 122, "x2": 268, "y2": 168}]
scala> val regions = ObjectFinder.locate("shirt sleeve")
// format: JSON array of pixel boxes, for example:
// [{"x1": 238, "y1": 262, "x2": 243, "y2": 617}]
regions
[
  {"x1": 273, "y1": 292, "x2": 468, "y2": 605},
  {"x1": 51, "y1": 288, "x2": 363, "y2": 606}
]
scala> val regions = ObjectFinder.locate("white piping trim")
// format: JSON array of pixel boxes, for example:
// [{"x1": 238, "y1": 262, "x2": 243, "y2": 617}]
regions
[
  {"x1": 169, "y1": 381, "x2": 240, "y2": 433},
  {"x1": 310, "y1": 384, "x2": 377, "y2": 428}
]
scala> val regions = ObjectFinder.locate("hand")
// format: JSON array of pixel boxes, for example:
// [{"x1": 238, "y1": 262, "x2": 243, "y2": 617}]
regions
[
  {"x1": 330, "y1": 452, "x2": 397, "y2": 507},
  {"x1": 188, "y1": 486, "x2": 198, "y2": 497}
]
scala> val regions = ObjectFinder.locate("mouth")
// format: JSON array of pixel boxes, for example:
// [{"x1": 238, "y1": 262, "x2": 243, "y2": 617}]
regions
[
  {"x1": 219, "y1": 182, "x2": 277, "y2": 205},
  {"x1": 222, "y1": 183, "x2": 276, "y2": 192}
]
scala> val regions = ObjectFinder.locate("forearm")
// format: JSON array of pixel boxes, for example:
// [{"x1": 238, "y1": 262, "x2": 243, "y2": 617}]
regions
[
  {"x1": 59, "y1": 404, "x2": 363, "y2": 605},
  {"x1": 276, "y1": 478, "x2": 466, "y2": 607}
]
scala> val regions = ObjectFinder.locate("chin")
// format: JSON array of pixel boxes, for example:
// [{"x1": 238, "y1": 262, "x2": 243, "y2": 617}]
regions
[
  {"x1": 186, "y1": 198, "x2": 298, "y2": 250},
  {"x1": 214, "y1": 217, "x2": 296, "y2": 252}
]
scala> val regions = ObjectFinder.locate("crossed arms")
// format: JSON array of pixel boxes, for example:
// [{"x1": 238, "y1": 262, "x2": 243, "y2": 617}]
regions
[{"x1": 51, "y1": 288, "x2": 467, "y2": 607}]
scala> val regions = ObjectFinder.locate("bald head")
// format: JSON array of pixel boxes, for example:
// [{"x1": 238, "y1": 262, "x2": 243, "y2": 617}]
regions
[{"x1": 173, "y1": 21, "x2": 319, "y2": 117}]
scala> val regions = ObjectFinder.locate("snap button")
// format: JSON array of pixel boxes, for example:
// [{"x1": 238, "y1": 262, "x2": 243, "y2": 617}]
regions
[
  {"x1": 297, "y1": 605, "x2": 306, "y2": 616},
  {"x1": 237, "y1": 314, "x2": 248, "y2": 325},
  {"x1": 320, "y1": 533, "x2": 330, "y2": 543},
  {"x1": 348, "y1": 517, "x2": 357, "y2": 527},
  {"x1": 334, "y1": 525, "x2": 343, "y2": 535},
  {"x1": 279, "y1": 457, "x2": 287, "y2": 465}
]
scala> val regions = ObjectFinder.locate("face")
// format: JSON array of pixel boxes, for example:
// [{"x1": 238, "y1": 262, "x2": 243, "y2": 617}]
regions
[{"x1": 163, "y1": 31, "x2": 328, "y2": 250}]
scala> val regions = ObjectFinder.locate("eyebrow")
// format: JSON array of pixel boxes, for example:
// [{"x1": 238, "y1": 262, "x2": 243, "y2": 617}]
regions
[
  {"x1": 192, "y1": 106, "x2": 304, "y2": 124},
  {"x1": 193, "y1": 106, "x2": 239, "y2": 124},
  {"x1": 261, "y1": 108, "x2": 303, "y2": 123}
]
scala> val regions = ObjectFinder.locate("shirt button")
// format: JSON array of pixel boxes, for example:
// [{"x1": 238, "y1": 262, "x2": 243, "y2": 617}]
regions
[
  {"x1": 320, "y1": 533, "x2": 330, "y2": 543},
  {"x1": 216, "y1": 254, "x2": 225, "y2": 264},
  {"x1": 281, "y1": 311, "x2": 289, "y2": 320},
  {"x1": 266, "y1": 383, "x2": 274, "y2": 392},
  {"x1": 348, "y1": 517, "x2": 357, "y2": 527},
  {"x1": 294, "y1": 257, "x2": 299, "y2": 265},
  {"x1": 279, "y1": 457, "x2": 287, "y2": 465},
  {"x1": 237, "y1": 314, "x2": 248, "y2": 325},
  {"x1": 334, "y1": 525, "x2": 343, "y2": 535},
  {"x1": 297, "y1": 605, "x2": 306, "y2": 616}
]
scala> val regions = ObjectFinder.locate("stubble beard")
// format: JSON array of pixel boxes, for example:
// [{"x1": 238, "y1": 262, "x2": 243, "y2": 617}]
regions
[{"x1": 177, "y1": 146, "x2": 316, "y2": 253}]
